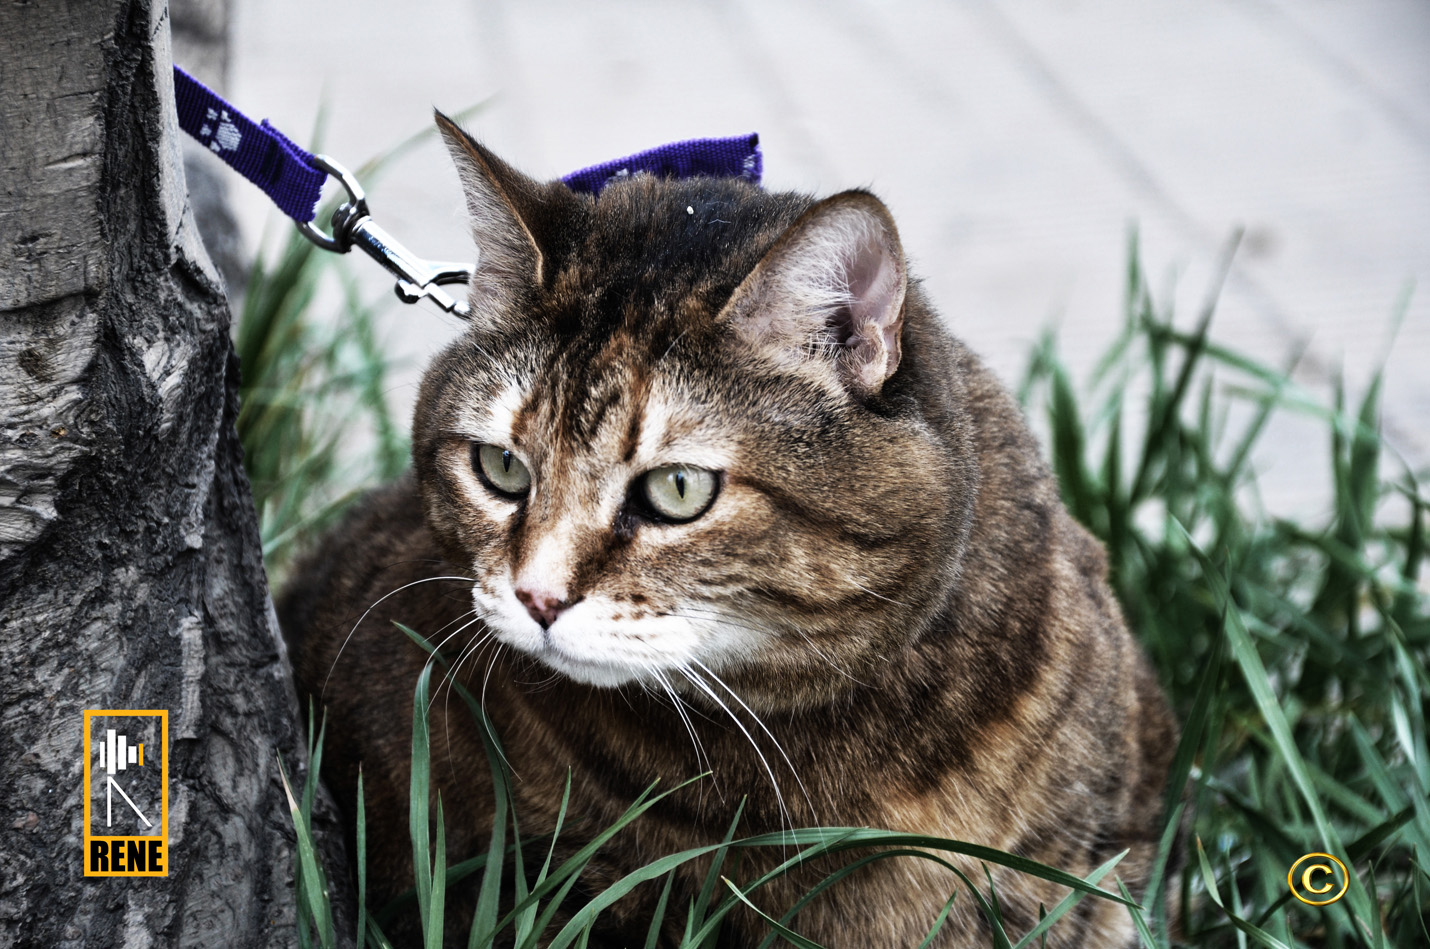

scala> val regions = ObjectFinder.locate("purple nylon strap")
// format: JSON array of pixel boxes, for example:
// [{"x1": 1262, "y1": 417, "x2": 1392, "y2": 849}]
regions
[
  {"x1": 561, "y1": 134, "x2": 762, "y2": 196},
  {"x1": 172, "y1": 66, "x2": 327, "y2": 223},
  {"x1": 173, "y1": 62, "x2": 761, "y2": 225}
]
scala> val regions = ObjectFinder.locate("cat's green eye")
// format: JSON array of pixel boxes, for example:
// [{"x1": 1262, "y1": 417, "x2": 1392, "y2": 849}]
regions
[
  {"x1": 474, "y1": 444, "x2": 531, "y2": 498},
  {"x1": 641, "y1": 465, "x2": 718, "y2": 523}
]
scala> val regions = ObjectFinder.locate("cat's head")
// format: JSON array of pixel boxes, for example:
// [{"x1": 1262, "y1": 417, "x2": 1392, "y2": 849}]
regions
[{"x1": 412, "y1": 114, "x2": 977, "y2": 709}]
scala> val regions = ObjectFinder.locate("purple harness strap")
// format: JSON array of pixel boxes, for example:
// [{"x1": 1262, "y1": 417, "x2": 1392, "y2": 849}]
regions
[
  {"x1": 173, "y1": 66, "x2": 328, "y2": 223},
  {"x1": 562, "y1": 134, "x2": 762, "y2": 195}
]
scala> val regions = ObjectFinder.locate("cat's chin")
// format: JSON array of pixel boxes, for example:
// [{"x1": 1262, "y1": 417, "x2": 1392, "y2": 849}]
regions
[
  {"x1": 531, "y1": 648, "x2": 650, "y2": 689},
  {"x1": 484, "y1": 619, "x2": 675, "y2": 688}
]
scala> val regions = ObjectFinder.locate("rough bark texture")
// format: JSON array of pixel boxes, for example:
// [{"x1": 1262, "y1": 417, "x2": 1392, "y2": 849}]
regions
[{"x1": 0, "y1": 0, "x2": 349, "y2": 945}]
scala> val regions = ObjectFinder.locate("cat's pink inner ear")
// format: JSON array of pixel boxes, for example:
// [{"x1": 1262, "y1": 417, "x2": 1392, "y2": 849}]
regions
[
  {"x1": 720, "y1": 191, "x2": 908, "y2": 397},
  {"x1": 839, "y1": 214, "x2": 907, "y2": 394}
]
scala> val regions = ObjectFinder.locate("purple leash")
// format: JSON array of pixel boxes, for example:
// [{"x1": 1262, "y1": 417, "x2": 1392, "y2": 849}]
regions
[
  {"x1": 171, "y1": 66, "x2": 762, "y2": 318},
  {"x1": 173, "y1": 66, "x2": 329, "y2": 223}
]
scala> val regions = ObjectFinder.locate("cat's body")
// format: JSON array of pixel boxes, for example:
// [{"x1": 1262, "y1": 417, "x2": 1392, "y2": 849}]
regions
[{"x1": 279, "y1": 116, "x2": 1177, "y2": 948}]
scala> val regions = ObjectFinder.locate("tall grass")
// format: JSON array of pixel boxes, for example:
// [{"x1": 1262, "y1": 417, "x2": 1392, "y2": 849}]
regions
[
  {"x1": 254, "y1": 226, "x2": 1429, "y2": 945},
  {"x1": 1019, "y1": 234, "x2": 1429, "y2": 946},
  {"x1": 234, "y1": 105, "x2": 485, "y2": 582},
  {"x1": 236, "y1": 217, "x2": 408, "y2": 582}
]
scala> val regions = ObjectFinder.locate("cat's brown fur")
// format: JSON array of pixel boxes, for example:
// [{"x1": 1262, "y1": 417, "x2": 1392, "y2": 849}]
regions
[{"x1": 278, "y1": 114, "x2": 1178, "y2": 948}]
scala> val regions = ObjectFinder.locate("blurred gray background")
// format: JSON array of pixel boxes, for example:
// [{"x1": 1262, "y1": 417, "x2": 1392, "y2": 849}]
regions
[{"x1": 207, "y1": 0, "x2": 1429, "y2": 516}]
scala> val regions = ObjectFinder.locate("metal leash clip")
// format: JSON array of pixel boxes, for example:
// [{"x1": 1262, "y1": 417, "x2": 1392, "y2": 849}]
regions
[{"x1": 296, "y1": 154, "x2": 473, "y2": 319}]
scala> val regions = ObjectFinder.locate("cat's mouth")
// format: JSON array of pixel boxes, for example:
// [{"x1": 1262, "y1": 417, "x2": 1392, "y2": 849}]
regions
[
  {"x1": 475, "y1": 584, "x2": 758, "y2": 690},
  {"x1": 474, "y1": 588, "x2": 671, "y2": 687}
]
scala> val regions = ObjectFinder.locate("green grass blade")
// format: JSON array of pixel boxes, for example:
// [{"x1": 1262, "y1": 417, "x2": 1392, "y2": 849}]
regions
[
  {"x1": 983, "y1": 865, "x2": 1010, "y2": 947},
  {"x1": 1161, "y1": 624, "x2": 1223, "y2": 825},
  {"x1": 1049, "y1": 359, "x2": 1096, "y2": 526},
  {"x1": 643, "y1": 871, "x2": 677, "y2": 949},
  {"x1": 915, "y1": 890, "x2": 959, "y2": 949},
  {"x1": 688, "y1": 827, "x2": 1132, "y2": 949},
  {"x1": 689, "y1": 799, "x2": 747, "y2": 937},
  {"x1": 1116, "y1": 880, "x2": 1160, "y2": 949},
  {"x1": 409, "y1": 665, "x2": 435, "y2": 945},
  {"x1": 510, "y1": 796, "x2": 531, "y2": 947},
  {"x1": 516, "y1": 863, "x2": 586, "y2": 949},
  {"x1": 1129, "y1": 235, "x2": 1235, "y2": 505},
  {"x1": 1392, "y1": 474, "x2": 1425, "y2": 628},
  {"x1": 429, "y1": 797, "x2": 446, "y2": 949},
  {"x1": 363, "y1": 916, "x2": 395, "y2": 949},
  {"x1": 1011, "y1": 849, "x2": 1127, "y2": 949},
  {"x1": 279, "y1": 754, "x2": 336, "y2": 949},
  {"x1": 515, "y1": 771, "x2": 573, "y2": 947},
  {"x1": 1144, "y1": 800, "x2": 1184, "y2": 942},
  {"x1": 468, "y1": 727, "x2": 510, "y2": 949},
  {"x1": 754, "y1": 848, "x2": 962, "y2": 949},
  {"x1": 357, "y1": 767, "x2": 367, "y2": 949},
  {"x1": 721, "y1": 877, "x2": 828, "y2": 949},
  {"x1": 1194, "y1": 838, "x2": 1292, "y2": 949}
]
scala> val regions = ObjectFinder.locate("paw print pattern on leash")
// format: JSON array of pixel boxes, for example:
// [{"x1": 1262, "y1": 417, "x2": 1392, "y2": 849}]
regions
[{"x1": 198, "y1": 107, "x2": 242, "y2": 154}]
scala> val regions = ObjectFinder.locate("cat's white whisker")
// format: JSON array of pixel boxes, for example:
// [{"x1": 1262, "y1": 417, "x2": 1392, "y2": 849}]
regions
[
  {"x1": 438, "y1": 621, "x2": 498, "y2": 718},
  {"x1": 427, "y1": 613, "x2": 485, "y2": 692},
  {"x1": 446, "y1": 624, "x2": 497, "y2": 691},
  {"x1": 848, "y1": 580, "x2": 909, "y2": 608},
  {"x1": 481, "y1": 642, "x2": 508, "y2": 716},
  {"x1": 688, "y1": 657, "x2": 817, "y2": 825},
  {"x1": 437, "y1": 603, "x2": 500, "y2": 679},
  {"x1": 662, "y1": 607, "x2": 762, "y2": 631},
  {"x1": 652, "y1": 668, "x2": 712, "y2": 780},
  {"x1": 324, "y1": 575, "x2": 478, "y2": 694},
  {"x1": 792, "y1": 630, "x2": 867, "y2": 685},
  {"x1": 428, "y1": 607, "x2": 488, "y2": 661},
  {"x1": 475, "y1": 642, "x2": 516, "y2": 776},
  {"x1": 677, "y1": 663, "x2": 795, "y2": 837},
  {"x1": 437, "y1": 628, "x2": 497, "y2": 761},
  {"x1": 651, "y1": 668, "x2": 722, "y2": 815},
  {"x1": 667, "y1": 607, "x2": 863, "y2": 684},
  {"x1": 414, "y1": 609, "x2": 494, "y2": 757},
  {"x1": 657, "y1": 328, "x2": 691, "y2": 364},
  {"x1": 422, "y1": 599, "x2": 506, "y2": 764}
]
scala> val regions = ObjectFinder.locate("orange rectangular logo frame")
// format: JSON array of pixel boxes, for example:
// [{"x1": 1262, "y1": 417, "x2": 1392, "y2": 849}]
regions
[{"x1": 83, "y1": 709, "x2": 169, "y2": 877}]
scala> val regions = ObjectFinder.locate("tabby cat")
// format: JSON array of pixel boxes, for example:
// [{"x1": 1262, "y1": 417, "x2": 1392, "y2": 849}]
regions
[{"x1": 278, "y1": 113, "x2": 1178, "y2": 948}]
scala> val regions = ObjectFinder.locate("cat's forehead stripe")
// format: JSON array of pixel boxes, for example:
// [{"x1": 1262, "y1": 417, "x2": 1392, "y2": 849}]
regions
[
  {"x1": 620, "y1": 397, "x2": 642, "y2": 464},
  {"x1": 635, "y1": 396, "x2": 672, "y2": 462},
  {"x1": 489, "y1": 380, "x2": 526, "y2": 444}
]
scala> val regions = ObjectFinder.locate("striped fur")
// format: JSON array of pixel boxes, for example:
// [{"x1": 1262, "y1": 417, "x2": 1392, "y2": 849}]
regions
[{"x1": 278, "y1": 119, "x2": 1177, "y2": 948}]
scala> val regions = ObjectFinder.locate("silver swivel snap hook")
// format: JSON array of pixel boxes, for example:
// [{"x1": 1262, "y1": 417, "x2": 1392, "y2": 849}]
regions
[{"x1": 297, "y1": 154, "x2": 474, "y2": 319}]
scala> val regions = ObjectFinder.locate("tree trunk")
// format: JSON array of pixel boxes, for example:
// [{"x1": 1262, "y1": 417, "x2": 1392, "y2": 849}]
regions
[{"x1": 0, "y1": 1, "x2": 349, "y2": 945}]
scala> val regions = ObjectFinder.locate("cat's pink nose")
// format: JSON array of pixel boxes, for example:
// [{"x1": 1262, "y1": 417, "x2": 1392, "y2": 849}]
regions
[{"x1": 515, "y1": 587, "x2": 577, "y2": 629}]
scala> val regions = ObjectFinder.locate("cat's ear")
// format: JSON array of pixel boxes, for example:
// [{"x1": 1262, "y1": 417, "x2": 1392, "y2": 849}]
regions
[
  {"x1": 436, "y1": 110, "x2": 546, "y2": 321},
  {"x1": 718, "y1": 191, "x2": 907, "y2": 397}
]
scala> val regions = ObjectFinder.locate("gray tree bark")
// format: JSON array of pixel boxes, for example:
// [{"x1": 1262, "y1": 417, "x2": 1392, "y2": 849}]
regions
[{"x1": 0, "y1": 0, "x2": 350, "y2": 945}]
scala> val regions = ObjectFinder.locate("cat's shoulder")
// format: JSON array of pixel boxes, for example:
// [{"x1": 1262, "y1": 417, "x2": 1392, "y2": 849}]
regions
[{"x1": 276, "y1": 474, "x2": 443, "y2": 671}]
